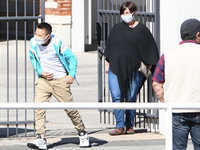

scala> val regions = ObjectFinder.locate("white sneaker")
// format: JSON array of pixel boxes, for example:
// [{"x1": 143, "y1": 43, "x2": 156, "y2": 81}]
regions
[
  {"x1": 27, "y1": 134, "x2": 47, "y2": 149},
  {"x1": 79, "y1": 131, "x2": 89, "y2": 147}
]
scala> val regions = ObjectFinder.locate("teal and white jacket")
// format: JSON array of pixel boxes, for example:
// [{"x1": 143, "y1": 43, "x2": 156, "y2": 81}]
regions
[{"x1": 29, "y1": 34, "x2": 77, "y2": 80}]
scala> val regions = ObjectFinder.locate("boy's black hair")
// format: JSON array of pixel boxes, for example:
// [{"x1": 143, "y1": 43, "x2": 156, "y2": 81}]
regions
[{"x1": 37, "y1": 22, "x2": 52, "y2": 35}]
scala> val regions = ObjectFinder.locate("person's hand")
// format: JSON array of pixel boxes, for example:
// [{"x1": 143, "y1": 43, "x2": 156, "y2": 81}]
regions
[
  {"x1": 41, "y1": 71, "x2": 54, "y2": 81},
  {"x1": 106, "y1": 62, "x2": 110, "y2": 74},
  {"x1": 66, "y1": 75, "x2": 74, "y2": 84},
  {"x1": 147, "y1": 64, "x2": 152, "y2": 69}
]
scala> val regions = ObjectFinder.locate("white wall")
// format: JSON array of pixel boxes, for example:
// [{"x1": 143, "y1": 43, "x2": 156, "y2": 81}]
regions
[
  {"x1": 160, "y1": 0, "x2": 200, "y2": 55},
  {"x1": 71, "y1": 0, "x2": 85, "y2": 52},
  {"x1": 45, "y1": 15, "x2": 71, "y2": 49},
  {"x1": 159, "y1": 0, "x2": 200, "y2": 136}
]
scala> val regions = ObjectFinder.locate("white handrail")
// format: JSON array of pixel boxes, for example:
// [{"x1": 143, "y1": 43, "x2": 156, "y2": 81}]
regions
[
  {"x1": 1, "y1": 102, "x2": 200, "y2": 109},
  {"x1": 1, "y1": 102, "x2": 200, "y2": 150}
]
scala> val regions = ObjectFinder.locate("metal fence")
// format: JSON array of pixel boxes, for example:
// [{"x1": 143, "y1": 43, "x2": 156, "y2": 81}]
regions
[
  {"x1": 0, "y1": 0, "x2": 45, "y2": 137},
  {"x1": 96, "y1": 0, "x2": 160, "y2": 132}
]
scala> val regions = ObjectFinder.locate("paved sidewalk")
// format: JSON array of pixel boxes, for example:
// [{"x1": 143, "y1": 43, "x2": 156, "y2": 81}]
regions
[
  {"x1": 0, "y1": 130, "x2": 195, "y2": 150},
  {"x1": 0, "y1": 131, "x2": 166, "y2": 150}
]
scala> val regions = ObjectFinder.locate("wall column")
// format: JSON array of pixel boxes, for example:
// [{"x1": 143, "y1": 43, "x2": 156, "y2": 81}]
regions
[{"x1": 71, "y1": 0, "x2": 85, "y2": 52}]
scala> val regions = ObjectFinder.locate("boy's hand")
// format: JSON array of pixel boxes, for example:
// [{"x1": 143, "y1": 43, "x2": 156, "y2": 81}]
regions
[
  {"x1": 66, "y1": 75, "x2": 74, "y2": 84},
  {"x1": 41, "y1": 71, "x2": 54, "y2": 81}
]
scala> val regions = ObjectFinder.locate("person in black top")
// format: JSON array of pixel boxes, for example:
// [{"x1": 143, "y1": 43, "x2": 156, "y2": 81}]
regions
[{"x1": 104, "y1": 1, "x2": 159, "y2": 135}]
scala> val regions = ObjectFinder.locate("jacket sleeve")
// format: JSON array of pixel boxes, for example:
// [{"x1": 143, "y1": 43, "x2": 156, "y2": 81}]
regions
[
  {"x1": 29, "y1": 48, "x2": 43, "y2": 76},
  {"x1": 63, "y1": 47, "x2": 77, "y2": 78}
]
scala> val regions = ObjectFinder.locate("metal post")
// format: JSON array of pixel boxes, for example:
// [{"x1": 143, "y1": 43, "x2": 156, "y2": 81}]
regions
[
  {"x1": 154, "y1": 0, "x2": 160, "y2": 55},
  {"x1": 165, "y1": 106, "x2": 173, "y2": 150},
  {"x1": 97, "y1": 0, "x2": 103, "y2": 103},
  {"x1": 32, "y1": 0, "x2": 36, "y2": 137},
  {"x1": 15, "y1": 0, "x2": 19, "y2": 137},
  {"x1": 41, "y1": 0, "x2": 45, "y2": 22},
  {"x1": 24, "y1": 0, "x2": 27, "y2": 137},
  {"x1": 98, "y1": 41, "x2": 103, "y2": 103},
  {"x1": 6, "y1": 0, "x2": 10, "y2": 138}
]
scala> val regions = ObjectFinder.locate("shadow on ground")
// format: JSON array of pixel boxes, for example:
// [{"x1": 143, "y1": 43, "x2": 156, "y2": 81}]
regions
[
  {"x1": 0, "y1": 127, "x2": 147, "y2": 138},
  {"x1": 0, "y1": 127, "x2": 34, "y2": 138},
  {"x1": 46, "y1": 128, "x2": 148, "y2": 149},
  {"x1": 47, "y1": 137, "x2": 108, "y2": 149},
  {"x1": 87, "y1": 127, "x2": 147, "y2": 134}
]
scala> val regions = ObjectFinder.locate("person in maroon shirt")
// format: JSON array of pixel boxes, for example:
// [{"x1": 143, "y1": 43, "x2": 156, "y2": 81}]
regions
[{"x1": 152, "y1": 18, "x2": 200, "y2": 150}]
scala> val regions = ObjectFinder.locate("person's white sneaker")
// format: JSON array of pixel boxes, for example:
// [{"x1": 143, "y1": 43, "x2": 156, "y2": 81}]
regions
[
  {"x1": 27, "y1": 134, "x2": 47, "y2": 149},
  {"x1": 79, "y1": 131, "x2": 89, "y2": 147}
]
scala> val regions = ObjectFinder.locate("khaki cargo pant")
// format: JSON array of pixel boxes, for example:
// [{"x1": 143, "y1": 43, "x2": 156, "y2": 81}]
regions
[{"x1": 34, "y1": 76, "x2": 85, "y2": 138}]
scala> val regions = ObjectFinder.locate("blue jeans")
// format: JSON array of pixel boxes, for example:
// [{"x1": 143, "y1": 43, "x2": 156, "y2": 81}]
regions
[
  {"x1": 108, "y1": 68, "x2": 144, "y2": 128},
  {"x1": 173, "y1": 113, "x2": 200, "y2": 150}
]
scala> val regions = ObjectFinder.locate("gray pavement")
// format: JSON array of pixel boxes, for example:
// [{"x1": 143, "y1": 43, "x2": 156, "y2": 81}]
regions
[{"x1": 0, "y1": 41, "x2": 194, "y2": 149}]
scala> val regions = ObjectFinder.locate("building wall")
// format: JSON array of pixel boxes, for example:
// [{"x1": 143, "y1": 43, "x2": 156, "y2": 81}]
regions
[
  {"x1": 44, "y1": 0, "x2": 72, "y2": 49},
  {"x1": 71, "y1": 0, "x2": 85, "y2": 52},
  {"x1": 44, "y1": 0, "x2": 95, "y2": 52},
  {"x1": 45, "y1": 0, "x2": 71, "y2": 15}
]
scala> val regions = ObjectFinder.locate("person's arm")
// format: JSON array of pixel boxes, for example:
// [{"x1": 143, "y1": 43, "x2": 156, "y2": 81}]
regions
[
  {"x1": 152, "y1": 81, "x2": 164, "y2": 103},
  {"x1": 29, "y1": 47, "x2": 43, "y2": 76},
  {"x1": 63, "y1": 47, "x2": 77, "y2": 78},
  {"x1": 152, "y1": 54, "x2": 165, "y2": 103},
  {"x1": 64, "y1": 49, "x2": 76, "y2": 84},
  {"x1": 61, "y1": 42, "x2": 77, "y2": 84}
]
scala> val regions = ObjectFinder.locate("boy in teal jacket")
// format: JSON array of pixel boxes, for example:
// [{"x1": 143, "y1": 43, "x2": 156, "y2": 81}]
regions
[{"x1": 27, "y1": 22, "x2": 89, "y2": 149}]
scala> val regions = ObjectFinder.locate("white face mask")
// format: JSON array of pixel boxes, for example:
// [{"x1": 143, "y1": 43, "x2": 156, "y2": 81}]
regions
[
  {"x1": 121, "y1": 13, "x2": 134, "y2": 23},
  {"x1": 34, "y1": 35, "x2": 49, "y2": 45}
]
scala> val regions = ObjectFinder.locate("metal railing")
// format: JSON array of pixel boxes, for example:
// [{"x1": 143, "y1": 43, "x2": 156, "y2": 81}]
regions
[{"x1": 0, "y1": 102, "x2": 198, "y2": 150}]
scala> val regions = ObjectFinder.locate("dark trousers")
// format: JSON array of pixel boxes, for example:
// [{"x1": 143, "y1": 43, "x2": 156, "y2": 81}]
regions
[{"x1": 173, "y1": 113, "x2": 200, "y2": 150}]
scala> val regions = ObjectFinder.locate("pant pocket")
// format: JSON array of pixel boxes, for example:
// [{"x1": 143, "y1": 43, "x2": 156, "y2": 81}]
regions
[{"x1": 172, "y1": 115, "x2": 184, "y2": 129}]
